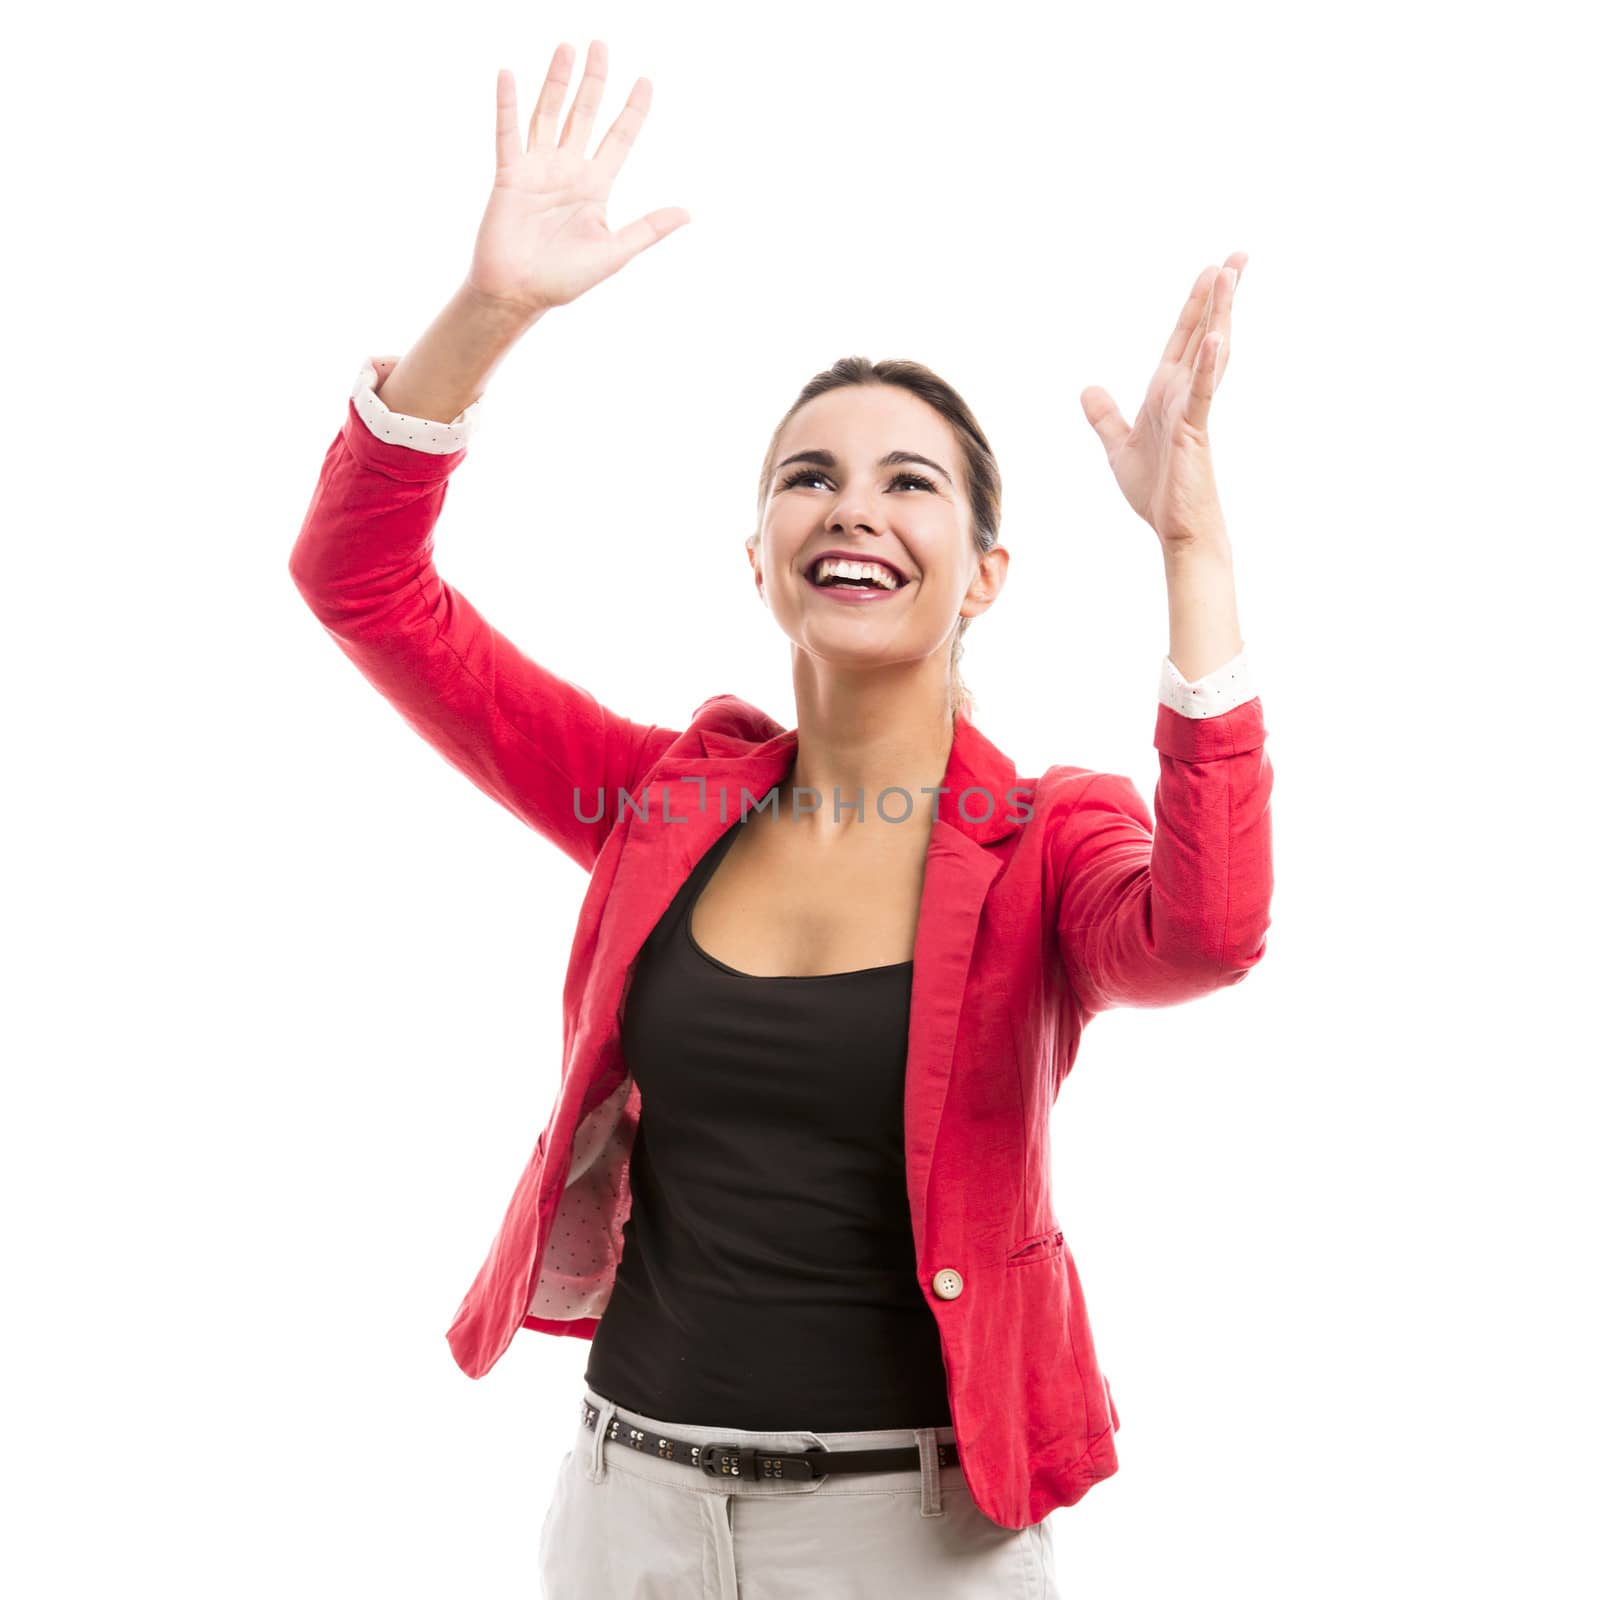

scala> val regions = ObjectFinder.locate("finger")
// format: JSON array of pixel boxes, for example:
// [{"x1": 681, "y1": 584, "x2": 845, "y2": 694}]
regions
[
  {"x1": 1079, "y1": 385, "x2": 1131, "y2": 460},
  {"x1": 1182, "y1": 253, "x2": 1247, "y2": 370},
  {"x1": 1162, "y1": 267, "x2": 1215, "y2": 366},
  {"x1": 494, "y1": 69, "x2": 521, "y2": 171},
  {"x1": 1210, "y1": 253, "x2": 1246, "y2": 383},
  {"x1": 607, "y1": 207, "x2": 692, "y2": 273},
  {"x1": 592, "y1": 76, "x2": 654, "y2": 186},
  {"x1": 529, "y1": 41, "x2": 575, "y2": 149},
  {"x1": 1181, "y1": 266, "x2": 1222, "y2": 369},
  {"x1": 1190, "y1": 266, "x2": 1233, "y2": 369},
  {"x1": 559, "y1": 39, "x2": 609, "y2": 154},
  {"x1": 1184, "y1": 333, "x2": 1223, "y2": 431}
]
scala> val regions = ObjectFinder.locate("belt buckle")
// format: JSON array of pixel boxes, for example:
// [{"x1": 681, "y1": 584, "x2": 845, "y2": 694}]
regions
[{"x1": 698, "y1": 1444, "x2": 828, "y2": 1481}]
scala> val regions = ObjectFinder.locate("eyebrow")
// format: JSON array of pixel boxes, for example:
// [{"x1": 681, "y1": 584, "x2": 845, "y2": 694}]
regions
[{"x1": 774, "y1": 448, "x2": 954, "y2": 488}]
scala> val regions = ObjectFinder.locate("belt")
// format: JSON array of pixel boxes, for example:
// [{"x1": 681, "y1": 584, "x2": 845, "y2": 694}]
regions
[{"x1": 581, "y1": 1400, "x2": 959, "y2": 1482}]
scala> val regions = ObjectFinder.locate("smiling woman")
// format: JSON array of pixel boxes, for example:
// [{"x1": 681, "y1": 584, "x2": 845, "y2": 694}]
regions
[{"x1": 288, "y1": 34, "x2": 1271, "y2": 1600}]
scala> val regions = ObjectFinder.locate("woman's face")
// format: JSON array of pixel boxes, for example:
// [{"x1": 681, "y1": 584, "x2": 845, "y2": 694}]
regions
[{"x1": 750, "y1": 384, "x2": 1006, "y2": 689}]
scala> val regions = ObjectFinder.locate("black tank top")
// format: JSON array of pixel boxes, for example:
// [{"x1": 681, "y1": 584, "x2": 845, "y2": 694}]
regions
[{"x1": 583, "y1": 814, "x2": 953, "y2": 1431}]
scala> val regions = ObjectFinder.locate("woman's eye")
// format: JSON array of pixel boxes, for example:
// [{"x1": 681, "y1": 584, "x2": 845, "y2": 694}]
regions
[{"x1": 779, "y1": 470, "x2": 936, "y2": 492}]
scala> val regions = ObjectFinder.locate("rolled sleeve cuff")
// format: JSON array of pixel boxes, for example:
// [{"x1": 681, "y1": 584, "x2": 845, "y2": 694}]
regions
[
  {"x1": 350, "y1": 354, "x2": 482, "y2": 454},
  {"x1": 1158, "y1": 646, "x2": 1256, "y2": 719}
]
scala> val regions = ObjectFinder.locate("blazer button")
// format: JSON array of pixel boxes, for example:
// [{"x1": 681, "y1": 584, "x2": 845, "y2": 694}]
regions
[{"x1": 931, "y1": 1268, "x2": 964, "y2": 1300}]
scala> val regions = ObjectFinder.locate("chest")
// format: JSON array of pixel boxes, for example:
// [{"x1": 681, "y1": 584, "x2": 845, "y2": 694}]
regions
[{"x1": 688, "y1": 815, "x2": 931, "y2": 978}]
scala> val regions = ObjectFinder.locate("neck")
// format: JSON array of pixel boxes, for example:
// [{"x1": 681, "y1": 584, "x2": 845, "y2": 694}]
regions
[{"x1": 781, "y1": 663, "x2": 958, "y2": 836}]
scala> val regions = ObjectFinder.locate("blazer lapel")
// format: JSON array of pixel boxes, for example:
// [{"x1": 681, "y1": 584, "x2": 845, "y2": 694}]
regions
[
  {"x1": 589, "y1": 728, "x2": 803, "y2": 1083},
  {"x1": 901, "y1": 820, "x2": 1001, "y2": 1249},
  {"x1": 898, "y1": 713, "x2": 1020, "y2": 1249}
]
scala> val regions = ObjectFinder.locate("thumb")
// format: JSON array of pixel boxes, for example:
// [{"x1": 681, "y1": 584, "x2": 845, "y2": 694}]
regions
[
  {"x1": 610, "y1": 206, "x2": 692, "y2": 272},
  {"x1": 1079, "y1": 385, "x2": 1130, "y2": 461}
]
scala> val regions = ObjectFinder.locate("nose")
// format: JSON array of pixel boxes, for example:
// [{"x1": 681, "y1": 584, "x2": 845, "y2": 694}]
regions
[{"x1": 827, "y1": 498, "x2": 883, "y2": 538}]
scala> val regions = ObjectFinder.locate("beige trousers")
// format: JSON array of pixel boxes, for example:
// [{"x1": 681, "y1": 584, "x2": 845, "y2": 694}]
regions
[{"x1": 537, "y1": 1383, "x2": 1061, "y2": 1599}]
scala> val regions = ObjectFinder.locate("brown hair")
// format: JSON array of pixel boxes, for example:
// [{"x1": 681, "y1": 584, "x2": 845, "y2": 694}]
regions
[{"x1": 748, "y1": 356, "x2": 1002, "y2": 726}]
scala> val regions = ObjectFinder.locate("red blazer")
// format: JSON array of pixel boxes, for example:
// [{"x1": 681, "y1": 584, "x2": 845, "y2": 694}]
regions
[{"x1": 290, "y1": 398, "x2": 1275, "y2": 1531}]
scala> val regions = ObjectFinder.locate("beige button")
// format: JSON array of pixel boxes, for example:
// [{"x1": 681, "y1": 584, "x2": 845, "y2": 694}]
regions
[{"x1": 931, "y1": 1267, "x2": 964, "y2": 1300}]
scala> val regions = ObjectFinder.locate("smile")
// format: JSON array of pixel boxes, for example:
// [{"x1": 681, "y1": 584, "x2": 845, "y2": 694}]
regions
[{"x1": 804, "y1": 554, "x2": 910, "y2": 598}]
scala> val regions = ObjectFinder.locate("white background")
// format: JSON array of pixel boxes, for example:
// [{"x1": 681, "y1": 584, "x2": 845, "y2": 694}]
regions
[{"x1": 5, "y1": 0, "x2": 1596, "y2": 1594}]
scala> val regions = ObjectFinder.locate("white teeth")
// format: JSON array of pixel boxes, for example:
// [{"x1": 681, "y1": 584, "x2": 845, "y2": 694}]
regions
[{"x1": 810, "y1": 557, "x2": 902, "y2": 590}]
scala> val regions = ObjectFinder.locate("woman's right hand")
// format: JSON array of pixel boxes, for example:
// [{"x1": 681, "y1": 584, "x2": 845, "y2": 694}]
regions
[{"x1": 465, "y1": 40, "x2": 691, "y2": 319}]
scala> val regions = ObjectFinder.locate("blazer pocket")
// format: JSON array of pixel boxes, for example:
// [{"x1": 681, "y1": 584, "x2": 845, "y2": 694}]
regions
[{"x1": 1006, "y1": 1227, "x2": 1065, "y2": 1267}]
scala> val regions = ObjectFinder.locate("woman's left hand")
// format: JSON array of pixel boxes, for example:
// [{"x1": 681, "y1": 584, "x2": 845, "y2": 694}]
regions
[{"x1": 1080, "y1": 252, "x2": 1247, "y2": 550}]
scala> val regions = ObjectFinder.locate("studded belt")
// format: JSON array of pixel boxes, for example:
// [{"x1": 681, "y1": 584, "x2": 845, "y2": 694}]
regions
[{"x1": 580, "y1": 1399, "x2": 959, "y2": 1481}]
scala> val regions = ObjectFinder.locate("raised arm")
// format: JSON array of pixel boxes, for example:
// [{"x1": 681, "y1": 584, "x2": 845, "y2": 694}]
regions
[
  {"x1": 287, "y1": 43, "x2": 693, "y2": 872},
  {"x1": 1059, "y1": 253, "x2": 1274, "y2": 1012}
]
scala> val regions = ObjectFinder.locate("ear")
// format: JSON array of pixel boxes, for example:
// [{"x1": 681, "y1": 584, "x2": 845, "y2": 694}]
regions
[
  {"x1": 959, "y1": 545, "x2": 1009, "y2": 620},
  {"x1": 746, "y1": 535, "x2": 763, "y2": 600}
]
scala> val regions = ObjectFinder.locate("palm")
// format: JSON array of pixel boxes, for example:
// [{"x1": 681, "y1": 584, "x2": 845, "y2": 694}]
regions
[
  {"x1": 473, "y1": 157, "x2": 624, "y2": 310},
  {"x1": 1081, "y1": 253, "x2": 1246, "y2": 546},
  {"x1": 466, "y1": 41, "x2": 690, "y2": 316}
]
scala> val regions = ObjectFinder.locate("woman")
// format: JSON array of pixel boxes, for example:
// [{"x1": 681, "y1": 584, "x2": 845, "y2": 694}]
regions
[{"x1": 289, "y1": 39, "x2": 1274, "y2": 1599}]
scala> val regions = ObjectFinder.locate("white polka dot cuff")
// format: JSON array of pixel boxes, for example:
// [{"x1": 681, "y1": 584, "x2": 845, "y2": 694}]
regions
[
  {"x1": 351, "y1": 354, "x2": 483, "y2": 454},
  {"x1": 1159, "y1": 647, "x2": 1256, "y2": 718}
]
